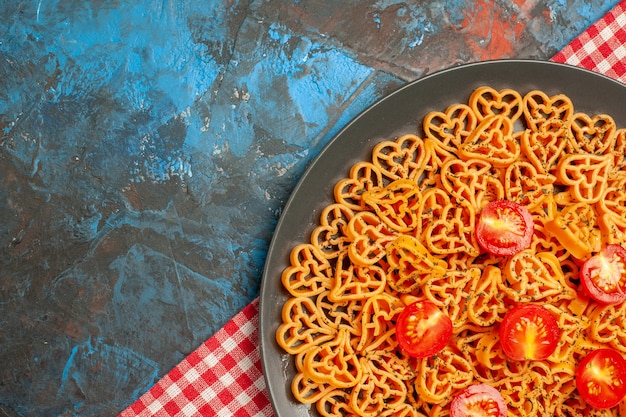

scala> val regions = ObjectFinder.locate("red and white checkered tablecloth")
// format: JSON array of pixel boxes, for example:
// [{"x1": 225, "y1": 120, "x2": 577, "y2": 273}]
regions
[
  {"x1": 551, "y1": 0, "x2": 626, "y2": 83},
  {"x1": 119, "y1": 2, "x2": 626, "y2": 416}
]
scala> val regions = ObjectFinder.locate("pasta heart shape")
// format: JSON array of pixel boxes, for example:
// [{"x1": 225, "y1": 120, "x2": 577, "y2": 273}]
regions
[
  {"x1": 422, "y1": 269, "x2": 479, "y2": 328},
  {"x1": 362, "y1": 179, "x2": 422, "y2": 232},
  {"x1": 474, "y1": 328, "x2": 506, "y2": 372},
  {"x1": 609, "y1": 128, "x2": 626, "y2": 173},
  {"x1": 598, "y1": 175, "x2": 626, "y2": 219},
  {"x1": 467, "y1": 266, "x2": 507, "y2": 327},
  {"x1": 415, "y1": 187, "x2": 448, "y2": 240},
  {"x1": 458, "y1": 114, "x2": 520, "y2": 167},
  {"x1": 334, "y1": 161, "x2": 384, "y2": 211},
  {"x1": 468, "y1": 86, "x2": 523, "y2": 122},
  {"x1": 302, "y1": 328, "x2": 363, "y2": 389},
  {"x1": 543, "y1": 304, "x2": 590, "y2": 362},
  {"x1": 440, "y1": 158, "x2": 504, "y2": 210},
  {"x1": 423, "y1": 103, "x2": 478, "y2": 153},
  {"x1": 420, "y1": 138, "x2": 458, "y2": 189},
  {"x1": 291, "y1": 372, "x2": 335, "y2": 405},
  {"x1": 316, "y1": 391, "x2": 355, "y2": 416},
  {"x1": 522, "y1": 90, "x2": 574, "y2": 132},
  {"x1": 599, "y1": 212, "x2": 626, "y2": 246},
  {"x1": 354, "y1": 293, "x2": 404, "y2": 353},
  {"x1": 568, "y1": 112, "x2": 617, "y2": 155},
  {"x1": 330, "y1": 251, "x2": 386, "y2": 302},
  {"x1": 555, "y1": 153, "x2": 612, "y2": 204},
  {"x1": 415, "y1": 348, "x2": 474, "y2": 403},
  {"x1": 315, "y1": 290, "x2": 364, "y2": 331},
  {"x1": 504, "y1": 160, "x2": 556, "y2": 211},
  {"x1": 371, "y1": 134, "x2": 427, "y2": 181},
  {"x1": 281, "y1": 243, "x2": 333, "y2": 297},
  {"x1": 520, "y1": 128, "x2": 569, "y2": 172},
  {"x1": 588, "y1": 302, "x2": 626, "y2": 354},
  {"x1": 311, "y1": 203, "x2": 354, "y2": 260},
  {"x1": 349, "y1": 356, "x2": 408, "y2": 416},
  {"x1": 423, "y1": 199, "x2": 481, "y2": 257},
  {"x1": 385, "y1": 235, "x2": 447, "y2": 293},
  {"x1": 501, "y1": 251, "x2": 576, "y2": 303},
  {"x1": 276, "y1": 296, "x2": 336, "y2": 354},
  {"x1": 346, "y1": 211, "x2": 396, "y2": 267}
]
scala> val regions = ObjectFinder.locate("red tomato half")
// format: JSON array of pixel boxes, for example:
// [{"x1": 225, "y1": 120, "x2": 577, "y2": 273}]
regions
[
  {"x1": 580, "y1": 244, "x2": 626, "y2": 305},
  {"x1": 450, "y1": 384, "x2": 507, "y2": 417},
  {"x1": 475, "y1": 200, "x2": 534, "y2": 256},
  {"x1": 395, "y1": 300, "x2": 452, "y2": 358},
  {"x1": 499, "y1": 304, "x2": 561, "y2": 361},
  {"x1": 576, "y1": 348, "x2": 626, "y2": 409}
]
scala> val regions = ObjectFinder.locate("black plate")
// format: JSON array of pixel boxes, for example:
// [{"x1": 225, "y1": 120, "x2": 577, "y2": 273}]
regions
[{"x1": 258, "y1": 59, "x2": 626, "y2": 417}]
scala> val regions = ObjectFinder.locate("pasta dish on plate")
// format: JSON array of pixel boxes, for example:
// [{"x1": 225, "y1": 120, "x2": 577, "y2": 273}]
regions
[{"x1": 275, "y1": 86, "x2": 626, "y2": 417}]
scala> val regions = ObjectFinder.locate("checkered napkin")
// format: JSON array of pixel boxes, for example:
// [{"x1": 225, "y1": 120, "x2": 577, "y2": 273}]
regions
[
  {"x1": 118, "y1": 3, "x2": 626, "y2": 416},
  {"x1": 118, "y1": 298, "x2": 273, "y2": 417},
  {"x1": 552, "y1": 0, "x2": 626, "y2": 82}
]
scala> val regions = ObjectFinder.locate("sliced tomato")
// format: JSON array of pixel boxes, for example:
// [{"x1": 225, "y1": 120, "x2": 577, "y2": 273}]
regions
[
  {"x1": 499, "y1": 304, "x2": 560, "y2": 361},
  {"x1": 475, "y1": 200, "x2": 534, "y2": 256},
  {"x1": 580, "y1": 244, "x2": 626, "y2": 305},
  {"x1": 576, "y1": 348, "x2": 626, "y2": 409},
  {"x1": 395, "y1": 300, "x2": 452, "y2": 358},
  {"x1": 450, "y1": 384, "x2": 507, "y2": 417}
]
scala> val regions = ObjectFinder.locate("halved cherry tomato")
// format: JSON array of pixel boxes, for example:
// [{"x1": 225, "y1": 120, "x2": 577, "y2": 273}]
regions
[
  {"x1": 450, "y1": 384, "x2": 507, "y2": 417},
  {"x1": 580, "y1": 244, "x2": 626, "y2": 305},
  {"x1": 475, "y1": 200, "x2": 534, "y2": 256},
  {"x1": 499, "y1": 304, "x2": 560, "y2": 361},
  {"x1": 395, "y1": 300, "x2": 452, "y2": 358},
  {"x1": 576, "y1": 348, "x2": 626, "y2": 409}
]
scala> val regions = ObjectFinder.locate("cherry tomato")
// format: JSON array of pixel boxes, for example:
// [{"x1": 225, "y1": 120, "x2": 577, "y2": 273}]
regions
[
  {"x1": 499, "y1": 304, "x2": 560, "y2": 361},
  {"x1": 475, "y1": 200, "x2": 534, "y2": 256},
  {"x1": 576, "y1": 348, "x2": 626, "y2": 409},
  {"x1": 580, "y1": 244, "x2": 626, "y2": 305},
  {"x1": 395, "y1": 300, "x2": 452, "y2": 358},
  {"x1": 450, "y1": 384, "x2": 507, "y2": 417}
]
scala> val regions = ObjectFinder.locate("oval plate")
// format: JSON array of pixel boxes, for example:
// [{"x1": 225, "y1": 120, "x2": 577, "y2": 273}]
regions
[{"x1": 259, "y1": 59, "x2": 626, "y2": 417}]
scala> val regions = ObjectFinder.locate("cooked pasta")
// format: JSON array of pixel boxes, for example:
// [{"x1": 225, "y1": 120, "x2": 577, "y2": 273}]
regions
[{"x1": 275, "y1": 86, "x2": 626, "y2": 417}]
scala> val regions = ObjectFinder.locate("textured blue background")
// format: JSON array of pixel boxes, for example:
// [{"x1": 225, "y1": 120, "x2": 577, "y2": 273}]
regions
[{"x1": 0, "y1": 1, "x2": 620, "y2": 415}]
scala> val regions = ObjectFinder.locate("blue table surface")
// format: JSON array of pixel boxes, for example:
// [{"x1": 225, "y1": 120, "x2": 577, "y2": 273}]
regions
[{"x1": 0, "y1": 1, "x2": 620, "y2": 416}]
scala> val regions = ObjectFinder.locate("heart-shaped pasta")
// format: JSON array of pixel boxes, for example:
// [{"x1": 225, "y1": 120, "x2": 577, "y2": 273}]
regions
[
  {"x1": 301, "y1": 328, "x2": 363, "y2": 388},
  {"x1": 421, "y1": 196, "x2": 480, "y2": 257},
  {"x1": 414, "y1": 347, "x2": 474, "y2": 404},
  {"x1": 311, "y1": 203, "x2": 354, "y2": 259},
  {"x1": 281, "y1": 244, "x2": 333, "y2": 297},
  {"x1": 568, "y1": 112, "x2": 617, "y2": 155},
  {"x1": 346, "y1": 211, "x2": 396, "y2": 267},
  {"x1": 349, "y1": 356, "x2": 408, "y2": 415},
  {"x1": 330, "y1": 251, "x2": 386, "y2": 302},
  {"x1": 440, "y1": 158, "x2": 504, "y2": 210},
  {"x1": 362, "y1": 179, "x2": 422, "y2": 232},
  {"x1": 504, "y1": 160, "x2": 556, "y2": 211},
  {"x1": 423, "y1": 103, "x2": 478, "y2": 153},
  {"x1": 466, "y1": 266, "x2": 507, "y2": 327},
  {"x1": 276, "y1": 296, "x2": 336, "y2": 354},
  {"x1": 520, "y1": 128, "x2": 569, "y2": 172},
  {"x1": 522, "y1": 89, "x2": 574, "y2": 132},
  {"x1": 458, "y1": 114, "x2": 521, "y2": 167},
  {"x1": 555, "y1": 153, "x2": 612, "y2": 204},
  {"x1": 334, "y1": 161, "x2": 384, "y2": 211},
  {"x1": 468, "y1": 86, "x2": 523, "y2": 122},
  {"x1": 500, "y1": 251, "x2": 576, "y2": 303},
  {"x1": 353, "y1": 293, "x2": 404, "y2": 353},
  {"x1": 385, "y1": 235, "x2": 446, "y2": 293},
  {"x1": 371, "y1": 134, "x2": 427, "y2": 181}
]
